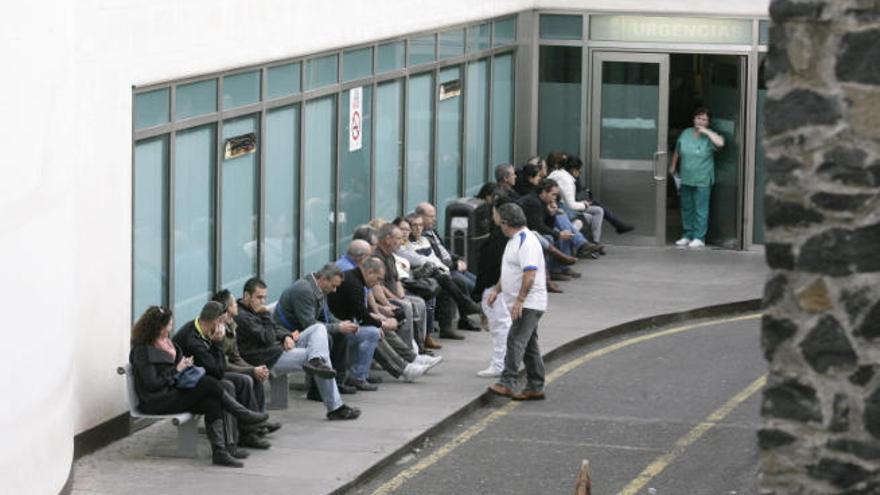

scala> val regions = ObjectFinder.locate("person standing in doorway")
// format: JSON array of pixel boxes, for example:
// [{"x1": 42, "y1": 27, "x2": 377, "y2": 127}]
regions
[{"x1": 669, "y1": 107, "x2": 725, "y2": 249}]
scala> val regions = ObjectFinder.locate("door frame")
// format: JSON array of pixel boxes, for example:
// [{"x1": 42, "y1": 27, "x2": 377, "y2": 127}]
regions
[{"x1": 589, "y1": 51, "x2": 670, "y2": 246}]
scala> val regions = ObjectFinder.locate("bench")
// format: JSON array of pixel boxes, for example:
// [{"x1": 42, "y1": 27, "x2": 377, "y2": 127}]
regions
[{"x1": 118, "y1": 364, "x2": 201, "y2": 458}]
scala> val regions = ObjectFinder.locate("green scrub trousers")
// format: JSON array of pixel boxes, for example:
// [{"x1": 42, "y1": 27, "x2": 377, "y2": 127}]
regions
[{"x1": 680, "y1": 185, "x2": 711, "y2": 242}]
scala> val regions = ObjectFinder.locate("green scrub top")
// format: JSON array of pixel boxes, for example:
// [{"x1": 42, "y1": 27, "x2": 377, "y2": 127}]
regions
[{"x1": 676, "y1": 127, "x2": 717, "y2": 187}]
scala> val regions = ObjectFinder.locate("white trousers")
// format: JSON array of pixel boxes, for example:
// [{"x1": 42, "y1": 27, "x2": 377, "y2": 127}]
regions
[{"x1": 481, "y1": 288, "x2": 512, "y2": 372}]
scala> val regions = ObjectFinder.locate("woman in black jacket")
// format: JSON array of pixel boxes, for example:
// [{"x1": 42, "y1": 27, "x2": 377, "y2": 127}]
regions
[{"x1": 129, "y1": 306, "x2": 267, "y2": 467}]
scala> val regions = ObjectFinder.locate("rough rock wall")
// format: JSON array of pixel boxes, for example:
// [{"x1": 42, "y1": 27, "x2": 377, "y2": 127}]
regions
[{"x1": 760, "y1": 0, "x2": 880, "y2": 493}]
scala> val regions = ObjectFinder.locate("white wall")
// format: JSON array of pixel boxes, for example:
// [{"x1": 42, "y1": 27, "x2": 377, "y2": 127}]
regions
[{"x1": 0, "y1": 0, "x2": 768, "y2": 493}]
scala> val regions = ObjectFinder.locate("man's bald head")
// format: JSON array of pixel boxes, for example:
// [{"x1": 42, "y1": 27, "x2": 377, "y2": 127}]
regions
[
  {"x1": 347, "y1": 239, "x2": 373, "y2": 262},
  {"x1": 415, "y1": 202, "x2": 437, "y2": 229}
]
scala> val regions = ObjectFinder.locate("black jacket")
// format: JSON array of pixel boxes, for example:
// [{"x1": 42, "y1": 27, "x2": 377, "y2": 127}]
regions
[
  {"x1": 472, "y1": 226, "x2": 508, "y2": 299},
  {"x1": 518, "y1": 192, "x2": 556, "y2": 239},
  {"x1": 327, "y1": 268, "x2": 383, "y2": 327},
  {"x1": 234, "y1": 301, "x2": 289, "y2": 368},
  {"x1": 129, "y1": 343, "x2": 184, "y2": 412},
  {"x1": 172, "y1": 320, "x2": 227, "y2": 379}
]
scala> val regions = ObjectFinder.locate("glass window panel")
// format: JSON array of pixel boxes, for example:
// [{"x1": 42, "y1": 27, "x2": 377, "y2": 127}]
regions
[
  {"x1": 538, "y1": 46, "x2": 582, "y2": 156},
  {"x1": 265, "y1": 105, "x2": 300, "y2": 299},
  {"x1": 493, "y1": 17, "x2": 517, "y2": 46},
  {"x1": 343, "y1": 47, "x2": 374, "y2": 82},
  {"x1": 303, "y1": 96, "x2": 337, "y2": 273},
  {"x1": 408, "y1": 35, "x2": 436, "y2": 66},
  {"x1": 267, "y1": 63, "x2": 301, "y2": 99},
  {"x1": 223, "y1": 71, "x2": 261, "y2": 109},
  {"x1": 304, "y1": 54, "x2": 338, "y2": 91},
  {"x1": 176, "y1": 79, "x2": 217, "y2": 120},
  {"x1": 339, "y1": 86, "x2": 373, "y2": 248},
  {"x1": 491, "y1": 53, "x2": 515, "y2": 169},
  {"x1": 599, "y1": 61, "x2": 659, "y2": 160},
  {"x1": 377, "y1": 41, "x2": 405, "y2": 73},
  {"x1": 173, "y1": 124, "x2": 216, "y2": 323},
  {"x1": 759, "y1": 20, "x2": 769, "y2": 45},
  {"x1": 464, "y1": 59, "x2": 489, "y2": 197},
  {"x1": 436, "y1": 66, "x2": 462, "y2": 235},
  {"x1": 220, "y1": 115, "x2": 259, "y2": 290},
  {"x1": 133, "y1": 136, "x2": 168, "y2": 318},
  {"x1": 467, "y1": 23, "x2": 491, "y2": 52},
  {"x1": 540, "y1": 14, "x2": 583, "y2": 40},
  {"x1": 406, "y1": 73, "x2": 433, "y2": 212},
  {"x1": 375, "y1": 80, "x2": 404, "y2": 220},
  {"x1": 439, "y1": 29, "x2": 465, "y2": 60},
  {"x1": 134, "y1": 89, "x2": 169, "y2": 129},
  {"x1": 754, "y1": 55, "x2": 766, "y2": 243}
]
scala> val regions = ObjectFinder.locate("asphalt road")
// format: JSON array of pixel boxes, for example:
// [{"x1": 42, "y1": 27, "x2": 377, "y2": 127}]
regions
[{"x1": 351, "y1": 314, "x2": 764, "y2": 495}]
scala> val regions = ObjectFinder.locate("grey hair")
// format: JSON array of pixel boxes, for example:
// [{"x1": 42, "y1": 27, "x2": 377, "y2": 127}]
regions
[
  {"x1": 315, "y1": 263, "x2": 343, "y2": 280},
  {"x1": 352, "y1": 224, "x2": 378, "y2": 245},
  {"x1": 377, "y1": 222, "x2": 398, "y2": 241},
  {"x1": 347, "y1": 239, "x2": 373, "y2": 260},
  {"x1": 414, "y1": 202, "x2": 433, "y2": 215},
  {"x1": 362, "y1": 256, "x2": 386, "y2": 273},
  {"x1": 498, "y1": 203, "x2": 527, "y2": 229},
  {"x1": 494, "y1": 163, "x2": 514, "y2": 182}
]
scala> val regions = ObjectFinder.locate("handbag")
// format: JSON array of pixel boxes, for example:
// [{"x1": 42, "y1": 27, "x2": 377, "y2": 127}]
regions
[
  {"x1": 402, "y1": 276, "x2": 441, "y2": 299},
  {"x1": 174, "y1": 365, "x2": 206, "y2": 389}
]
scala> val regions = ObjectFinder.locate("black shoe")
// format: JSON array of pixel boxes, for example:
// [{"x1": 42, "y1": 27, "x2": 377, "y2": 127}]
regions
[
  {"x1": 439, "y1": 330, "x2": 465, "y2": 340},
  {"x1": 337, "y1": 382, "x2": 358, "y2": 394},
  {"x1": 261, "y1": 421, "x2": 282, "y2": 433},
  {"x1": 239, "y1": 433, "x2": 271, "y2": 450},
  {"x1": 550, "y1": 272, "x2": 571, "y2": 281},
  {"x1": 366, "y1": 374, "x2": 384, "y2": 384},
  {"x1": 213, "y1": 450, "x2": 244, "y2": 468},
  {"x1": 616, "y1": 223, "x2": 635, "y2": 234},
  {"x1": 327, "y1": 404, "x2": 361, "y2": 420},
  {"x1": 228, "y1": 444, "x2": 250, "y2": 459},
  {"x1": 345, "y1": 378, "x2": 378, "y2": 391},
  {"x1": 458, "y1": 317, "x2": 481, "y2": 331},
  {"x1": 303, "y1": 357, "x2": 337, "y2": 379}
]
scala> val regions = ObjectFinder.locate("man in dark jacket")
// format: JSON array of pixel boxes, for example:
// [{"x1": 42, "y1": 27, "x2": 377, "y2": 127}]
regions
[
  {"x1": 274, "y1": 263, "x2": 369, "y2": 394},
  {"x1": 173, "y1": 301, "x2": 271, "y2": 451},
  {"x1": 235, "y1": 277, "x2": 360, "y2": 421}
]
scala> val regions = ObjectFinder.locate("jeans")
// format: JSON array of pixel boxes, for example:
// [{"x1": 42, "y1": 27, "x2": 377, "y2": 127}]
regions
[
  {"x1": 346, "y1": 325, "x2": 381, "y2": 381},
  {"x1": 271, "y1": 323, "x2": 343, "y2": 412},
  {"x1": 499, "y1": 308, "x2": 545, "y2": 392}
]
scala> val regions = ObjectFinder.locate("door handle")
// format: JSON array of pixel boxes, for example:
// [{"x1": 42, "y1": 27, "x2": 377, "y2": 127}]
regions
[{"x1": 653, "y1": 151, "x2": 668, "y2": 181}]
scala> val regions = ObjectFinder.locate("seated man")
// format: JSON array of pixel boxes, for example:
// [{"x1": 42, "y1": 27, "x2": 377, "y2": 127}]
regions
[
  {"x1": 275, "y1": 263, "x2": 377, "y2": 396},
  {"x1": 329, "y1": 256, "x2": 434, "y2": 385},
  {"x1": 173, "y1": 301, "x2": 272, "y2": 452},
  {"x1": 235, "y1": 277, "x2": 360, "y2": 420}
]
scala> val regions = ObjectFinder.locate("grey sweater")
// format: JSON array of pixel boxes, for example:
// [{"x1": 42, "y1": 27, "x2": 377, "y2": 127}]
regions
[{"x1": 274, "y1": 274, "x2": 341, "y2": 333}]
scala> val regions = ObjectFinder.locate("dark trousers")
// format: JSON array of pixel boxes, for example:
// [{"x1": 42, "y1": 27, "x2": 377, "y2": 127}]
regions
[
  {"x1": 499, "y1": 308, "x2": 546, "y2": 392},
  {"x1": 140, "y1": 375, "x2": 225, "y2": 423}
]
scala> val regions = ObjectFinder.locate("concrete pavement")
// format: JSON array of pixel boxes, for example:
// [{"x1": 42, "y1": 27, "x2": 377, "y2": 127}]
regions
[{"x1": 71, "y1": 245, "x2": 767, "y2": 495}]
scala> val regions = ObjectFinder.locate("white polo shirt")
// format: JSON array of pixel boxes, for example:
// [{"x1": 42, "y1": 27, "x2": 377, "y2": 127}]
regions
[{"x1": 500, "y1": 227, "x2": 547, "y2": 311}]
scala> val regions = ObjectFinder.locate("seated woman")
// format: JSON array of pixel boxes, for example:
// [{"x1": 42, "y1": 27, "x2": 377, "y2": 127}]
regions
[
  {"x1": 129, "y1": 305, "x2": 268, "y2": 467},
  {"x1": 514, "y1": 163, "x2": 542, "y2": 197},
  {"x1": 548, "y1": 156, "x2": 606, "y2": 249}
]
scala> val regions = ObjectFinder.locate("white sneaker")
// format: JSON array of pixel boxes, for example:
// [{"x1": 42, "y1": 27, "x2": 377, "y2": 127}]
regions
[
  {"x1": 675, "y1": 237, "x2": 691, "y2": 247},
  {"x1": 476, "y1": 367, "x2": 502, "y2": 378},
  {"x1": 401, "y1": 363, "x2": 428, "y2": 382},
  {"x1": 415, "y1": 354, "x2": 443, "y2": 370},
  {"x1": 688, "y1": 238, "x2": 705, "y2": 248}
]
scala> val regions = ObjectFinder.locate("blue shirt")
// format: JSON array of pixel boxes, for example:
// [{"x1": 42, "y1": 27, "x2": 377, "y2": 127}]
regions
[{"x1": 335, "y1": 254, "x2": 358, "y2": 273}]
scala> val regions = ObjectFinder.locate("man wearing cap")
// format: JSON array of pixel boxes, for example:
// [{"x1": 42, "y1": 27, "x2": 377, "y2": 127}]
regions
[
  {"x1": 236, "y1": 277, "x2": 361, "y2": 421},
  {"x1": 173, "y1": 301, "x2": 273, "y2": 452}
]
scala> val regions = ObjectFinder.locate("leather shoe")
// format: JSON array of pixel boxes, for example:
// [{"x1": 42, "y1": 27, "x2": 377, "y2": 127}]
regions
[
  {"x1": 337, "y1": 382, "x2": 358, "y2": 394},
  {"x1": 616, "y1": 223, "x2": 635, "y2": 234},
  {"x1": 547, "y1": 281, "x2": 563, "y2": 293},
  {"x1": 512, "y1": 389, "x2": 546, "y2": 401},
  {"x1": 439, "y1": 330, "x2": 465, "y2": 340},
  {"x1": 550, "y1": 272, "x2": 571, "y2": 281},
  {"x1": 303, "y1": 357, "x2": 337, "y2": 379},
  {"x1": 424, "y1": 335, "x2": 443, "y2": 349},
  {"x1": 577, "y1": 243, "x2": 601, "y2": 258},
  {"x1": 488, "y1": 383, "x2": 514, "y2": 397},
  {"x1": 345, "y1": 378, "x2": 378, "y2": 391},
  {"x1": 239, "y1": 433, "x2": 272, "y2": 450},
  {"x1": 327, "y1": 404, "x2": 361, "y2": 421},
  {"x1": 366, "y1": 374, "x2": 384, "y2": 384},
  {"x1": 261, "y1": 421, "x2": 282, "y2": 433}
]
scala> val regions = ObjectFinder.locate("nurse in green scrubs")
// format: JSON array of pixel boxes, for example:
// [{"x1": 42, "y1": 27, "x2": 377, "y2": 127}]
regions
[{"x1": 669, "y1": 107, "x2": 725, "y2": 249}]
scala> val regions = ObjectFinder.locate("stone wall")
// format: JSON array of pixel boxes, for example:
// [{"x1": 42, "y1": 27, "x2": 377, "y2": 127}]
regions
[{"x1": 761, "y1": 0, "x2": 880, "y2": 492}]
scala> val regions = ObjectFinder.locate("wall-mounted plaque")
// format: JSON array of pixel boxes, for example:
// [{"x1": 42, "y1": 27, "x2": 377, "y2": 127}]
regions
[
  {"x1": 439, "y1": 79, "x2": 461, "y2": 101},
  {"x1": 224, "y1": 132, "x2": 257, "y2": 159}
]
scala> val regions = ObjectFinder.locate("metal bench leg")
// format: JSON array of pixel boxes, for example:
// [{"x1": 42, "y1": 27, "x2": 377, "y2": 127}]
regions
[
  {"x1": 268, "y1": 373, "x2": 289, "y2": 410},
  {"x1": 147, "y1": 417, "x2": 200, "y2": 458}
]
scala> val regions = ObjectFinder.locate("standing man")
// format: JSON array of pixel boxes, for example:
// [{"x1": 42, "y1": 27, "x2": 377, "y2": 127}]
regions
[{"x1": 487, "y1": 203, "x2": 548, "y2": 401}]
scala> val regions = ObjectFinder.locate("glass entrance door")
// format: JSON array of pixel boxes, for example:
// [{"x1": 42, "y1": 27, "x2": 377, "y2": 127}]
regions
[{"x1": 590, "y1": 52, "x2": 670, "y2": 246}]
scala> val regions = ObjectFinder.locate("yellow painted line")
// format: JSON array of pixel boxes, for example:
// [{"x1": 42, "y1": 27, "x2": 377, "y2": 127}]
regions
[
  {"x1": 371, "y1": 312, "x2": 762, "y2": 495},
  {"x1": 617, "y1": 374, "x2": 767, "y2": 495}
]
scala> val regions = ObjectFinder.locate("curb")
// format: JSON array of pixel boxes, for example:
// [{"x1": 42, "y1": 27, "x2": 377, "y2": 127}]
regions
[{"x1": 330, "y1": 298, "x2": 763, "y2": 495}]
